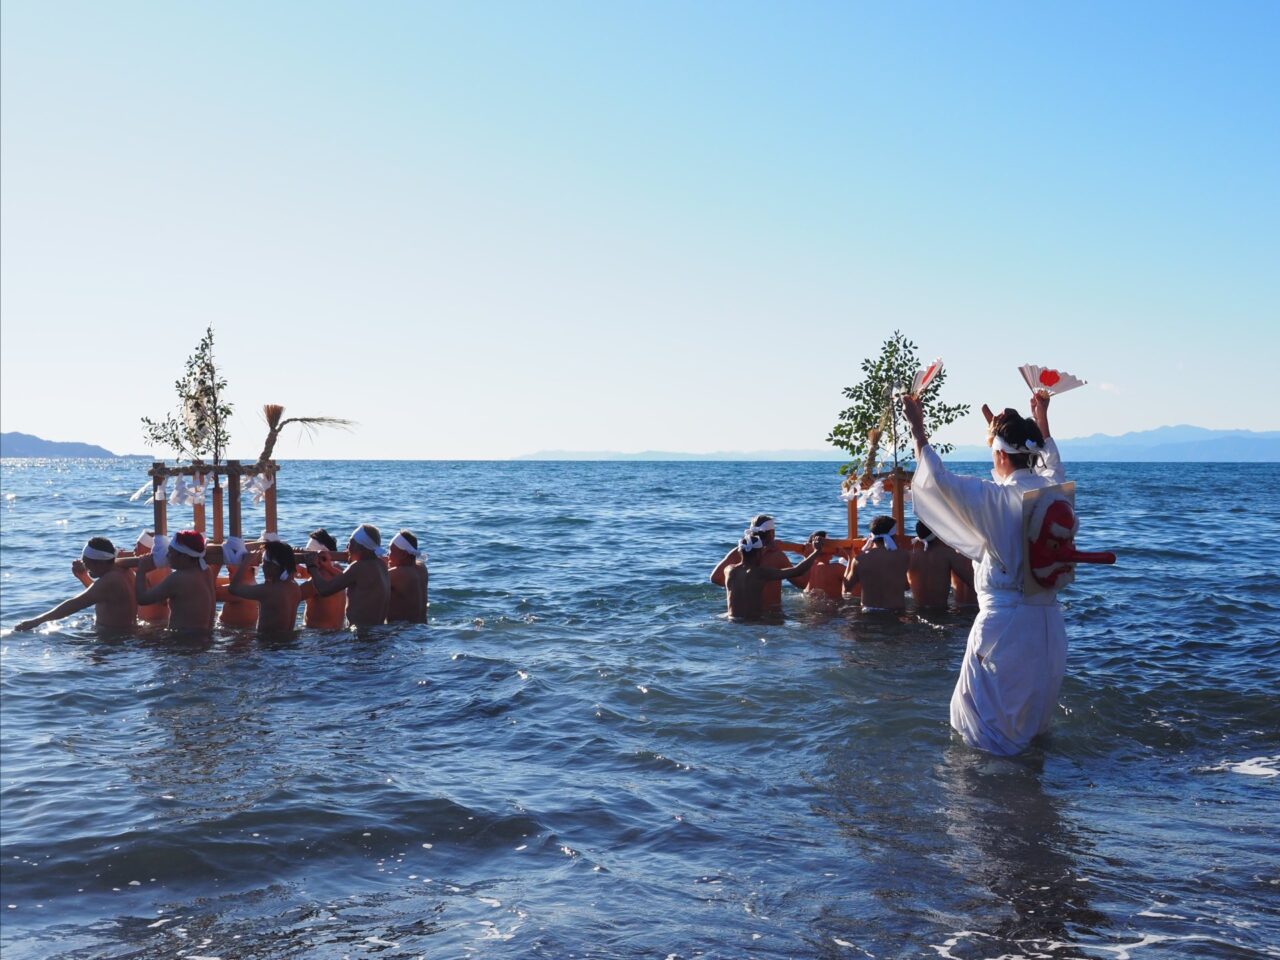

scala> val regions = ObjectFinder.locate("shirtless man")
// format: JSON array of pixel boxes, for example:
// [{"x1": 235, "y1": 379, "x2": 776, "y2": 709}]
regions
[
  {"x1": 216, "y1": 559, "x2": 261, "y2": 628},
  {"x1": 843, "y1": 516, "x2": 910, "y2": 612},
  {"x1": 304, "y1": 524, "x2": 390, "y2": 628},
  {"x1": 386, "y1": 529, "x2": 428, "y2": 623},
  {"x1": 227, "y1": 540, "x2": 302, "y2": 633},
  {"x1": 802, "y1": 533, "x2": 848, "y2": 602},
  {"x1": 711, "y1": 514, "x2": 804, "y2": 610},
  {"x1": 135, "y1": 530, "x2": 217, "y2": 632},
  {"x1": 908, "y1": 520, "x2": 976, "y2": 611},
  {"x1": 16, "y1": 537, "x2": 137, "y2": 631},
  {"x1": 298, "y1": 528, "x2": 347, "y2": 629},
  {"x1": 716, "y1": 532, "x2": 823, "y2": 621},
  {"x1": 98, "y1": 530, "x2": 170, "y2": 624}
]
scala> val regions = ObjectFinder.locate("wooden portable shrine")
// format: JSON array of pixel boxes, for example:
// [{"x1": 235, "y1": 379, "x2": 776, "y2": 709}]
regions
[{"x1": 146, "y1": 459, "x2": 279, "y2": 543}]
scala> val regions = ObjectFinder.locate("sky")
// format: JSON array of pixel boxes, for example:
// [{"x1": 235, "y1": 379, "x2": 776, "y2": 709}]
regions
[{"x1": 2, "y1": 1, "x2": 1277, "y2": 459}]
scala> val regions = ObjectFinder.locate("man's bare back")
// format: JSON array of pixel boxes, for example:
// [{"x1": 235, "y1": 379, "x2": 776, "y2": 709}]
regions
[
  {"x1": 908, "y1": 540, "x2": 974, "y2": 610},
  {"x1": 803, "y1": 556, "x2": 847, "y2": 602},
  {"x1": 343, "y1": 558, "x2": 389, "y2": 626},
  {"x1": 148, "y1": 568, "x2": 216, "y2": 632},
  {"x1": 719, "y1": 535, "x2": 822, "y2": 620},
  {"x1": 844, "y1": 541, "x2": 910, "y2": 611},
  {"x1": 300, "y1": 564, "x2": 348, "y2": 629}
]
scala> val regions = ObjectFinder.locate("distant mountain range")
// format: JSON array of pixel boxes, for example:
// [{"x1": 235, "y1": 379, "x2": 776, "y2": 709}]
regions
[
  {"x1": 4, "y1": 426, "x2": 1277, "y2": 462},
  {"x1": 517, "y1": 426, "x2": 1280, "y2": 462},
  {"x1": 1, "y1": 432, "x2": 117, "y2": 458}
]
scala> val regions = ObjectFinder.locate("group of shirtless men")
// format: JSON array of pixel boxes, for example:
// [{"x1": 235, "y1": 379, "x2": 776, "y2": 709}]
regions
[
  {"x1": 711, "y1": 513, "x2": 975, "y2": 620},
  {"x1": 14, "y1": 524, "x2": 429, "y2": 634}
]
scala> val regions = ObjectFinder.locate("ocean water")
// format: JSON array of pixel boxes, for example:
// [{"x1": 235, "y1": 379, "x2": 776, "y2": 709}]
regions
[{"x1": 1, "y1": 458, "x2": 1277, "y2": 960}]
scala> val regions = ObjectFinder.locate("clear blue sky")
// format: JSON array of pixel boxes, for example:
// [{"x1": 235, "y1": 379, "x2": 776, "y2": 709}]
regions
[{"x1": 3, "y1": 1, "x2": 1277, "y2": 458}]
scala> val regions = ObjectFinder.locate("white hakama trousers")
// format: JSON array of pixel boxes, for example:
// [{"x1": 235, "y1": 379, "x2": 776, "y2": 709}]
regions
[{"x1": 949, "y1": 599, "x2": 1067, "y2": 756}]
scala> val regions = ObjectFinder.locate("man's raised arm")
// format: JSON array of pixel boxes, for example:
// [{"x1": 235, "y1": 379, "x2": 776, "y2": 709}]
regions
[
  {"x1": 759, "y1": 536, "x2": 823, "y2": 582},
  {"x1": 227, "y1": 556, "x2": 269, "y2": 602},
  {"x1": 710, "y1": 547, "x2": 741, "y2": 586},
  {"x1": 306, "y1": 558, "x2": 359, "y2": 597}
]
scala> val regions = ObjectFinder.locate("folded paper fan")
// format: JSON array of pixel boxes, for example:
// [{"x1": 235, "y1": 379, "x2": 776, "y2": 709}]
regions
[
  {"x1": 1019, "y1": 364, "x2": 1086, "y2": 396},
  {"x1": 911, "y1": 358, "x2": 944, "y2": 395}
]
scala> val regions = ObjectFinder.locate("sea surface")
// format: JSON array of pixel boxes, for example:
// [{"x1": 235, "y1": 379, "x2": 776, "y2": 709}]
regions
[{"x1": 1, "y1": 458, "x2": 1277, "y2": 960}]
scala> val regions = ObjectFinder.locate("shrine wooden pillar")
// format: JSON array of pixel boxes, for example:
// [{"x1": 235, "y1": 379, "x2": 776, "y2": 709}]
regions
[
  {"x1": 209, "y1": 486, "x2": 223, "y2": 543},
  {"x1": 227, "y1": 461, "x2": 243, "y2": 539},
  {"x1": 264, "y1": 466, "x2": 279, "y2": 537},
  {"x1": 151, "y1": 462, "x2": 168, "y2": 536},
  {"x1": 191, "y1": 462, "x2": 206, "y2": 535},
  {"x1": 891, "y1": 468, "x2": 909, "y2": 545}
]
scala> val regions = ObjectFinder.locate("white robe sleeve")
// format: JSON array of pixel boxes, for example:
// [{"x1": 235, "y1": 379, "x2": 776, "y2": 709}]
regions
[
  {"x1": 912, "y1": 444, "x2": 1008, "y2": 565},
  {"x1": 1035, "y1": 437, "x2": 1066, "y2": 484}
]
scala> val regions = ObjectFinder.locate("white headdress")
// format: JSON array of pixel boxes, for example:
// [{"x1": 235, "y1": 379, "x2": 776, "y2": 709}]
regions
[
  {"x1": 390, "y1": 532, "x2": 421, "y2": 557},
  {"x1": 351, "y1": 526, "x2": 386, "y2": 557}
]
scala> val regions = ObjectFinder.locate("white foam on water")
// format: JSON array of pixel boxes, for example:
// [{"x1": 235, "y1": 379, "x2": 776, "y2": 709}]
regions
[
  {"x1": 1200, "y1": 754, "x2": 1280, "y2": 778},
  {"x1": 478, "y1": 897, "x2": 501, "y2": 907},
  {"x1": 365, "y1": 937, "x2": 399, "y2": 947}
]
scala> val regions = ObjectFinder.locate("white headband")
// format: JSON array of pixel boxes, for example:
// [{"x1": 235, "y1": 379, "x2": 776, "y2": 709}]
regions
[
  {"x1": 749, "y1": 519, "x2": 776, "y2": 534},
  {"x1": 913, "y1": 532, "x2": 937, "y2": 551},
  {"x1": 862, "y1": 533, "x2": 897, "y2": 552},
  {"x1": 739, "y1": 534, "x2": 764, "y2": 553},
  {"x1": 991, "y1": 435, "x2": 1042, "y2": 456},
  {"x1": 261, "y1": 530, "x2": 281, "y2": 543},
  {"x1": 222, "y1": 536, "x2": 248, "y2": 568},
  {"x1": 169, "y1": 538, "x2": 208, "y2": 570},
  {"x1": 305, "y1": 537, "x2": 329, "y2": 554},
  {"x1": 351, "y1": 526, "x2": 386, "y2": 557},
  {"x1": 390, "y1": 532, "x2": 420, "y2": 557},
  {"x1": 82, "y1": 545, "x2": 116, "y2": 562},
  {"x1": 136, "y1": 531, "x2": 155, "y2": 550}
]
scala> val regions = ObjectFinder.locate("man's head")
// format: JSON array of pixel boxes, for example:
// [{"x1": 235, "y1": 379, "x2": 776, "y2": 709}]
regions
[
  {"x1": 987, "y1": 407, "x2": 1045, "y2": 476},
  {"x1": 738, "y1": 533, "x2": 765, "y2": 566},
  {"x1": 388, "y1": 529, "x2": 420, "y2": 566},
  {"x1": 262, "y1": 540, "x2": 297, "y2": 582},
  {"x1": 749, "y1": 514, "x2": 776, "y2": 546},
  {"x1": 306, "y1": 528, "x2": 338, "y2": 556},
  {"x1": 870, "y1": 516, "x2": 896, "y2": 538},
  {"x1": 348, "y1": 524, "x2": 384, "y2": 560},
  {"x1": 81, "y1": 537, "x2": 117, "y2": 578},
  {"x1": 169, "y1": 530, "x2": 208, "y2": 570},
  {"x1": 914, "y1": 520, "x2": 938, "y2": 550},
  {"x1": 135, "y1": 530, "x2": 155, "y2": 556}
]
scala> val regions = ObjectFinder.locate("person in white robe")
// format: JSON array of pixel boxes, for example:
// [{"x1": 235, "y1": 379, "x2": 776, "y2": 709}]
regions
[{"x1": 901, "y1": 392, "x2": 1067, "y2": 755}]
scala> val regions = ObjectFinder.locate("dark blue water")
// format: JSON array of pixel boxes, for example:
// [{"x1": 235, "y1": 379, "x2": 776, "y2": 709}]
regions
[{"x1": 2, "y1": 459, "x2": 1277, "y2": 959}]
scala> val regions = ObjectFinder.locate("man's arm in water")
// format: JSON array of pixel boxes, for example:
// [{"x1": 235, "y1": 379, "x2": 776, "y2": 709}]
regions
[
  {"x1": 710, "y1": 548, "x2": 741, "y2": 586},
  {"x1": 14, "y1": 582, "x2": 105, "y2": 630},
  {"x1": 227, "y1": 556, "x2": 271, "y2": 602},
  {"x1": 305, "y1": 557, "x2": 360, "y2": 597}
]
